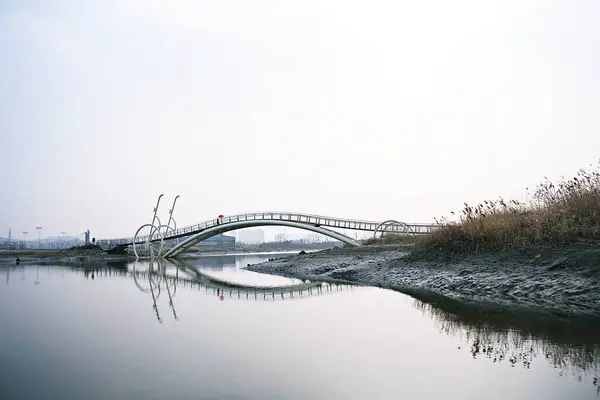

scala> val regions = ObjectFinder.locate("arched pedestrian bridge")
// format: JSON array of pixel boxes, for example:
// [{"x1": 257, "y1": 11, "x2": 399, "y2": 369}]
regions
[{"x1": 98, "y1": 212, "x2": 438, "y2": 258}]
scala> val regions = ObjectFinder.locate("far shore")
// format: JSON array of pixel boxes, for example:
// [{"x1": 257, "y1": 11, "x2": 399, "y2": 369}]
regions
[{"x1": 0, "y1": 246, "x2": 322, "y2": 269}]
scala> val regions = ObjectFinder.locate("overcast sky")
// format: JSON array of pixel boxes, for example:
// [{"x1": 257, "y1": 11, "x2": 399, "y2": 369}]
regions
[{"x1": 1, "y1": 0, "x2": 599, "y2": 240}]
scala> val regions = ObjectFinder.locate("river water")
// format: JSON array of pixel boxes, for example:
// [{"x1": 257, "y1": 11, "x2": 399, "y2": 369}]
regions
[{"x1": 1, "y1": 253, "x2": 599, "y2": 399}]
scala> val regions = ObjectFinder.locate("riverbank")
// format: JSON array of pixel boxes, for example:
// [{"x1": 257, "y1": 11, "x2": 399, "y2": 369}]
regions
[
  {"x1": 246, "y1": 242, "x2": 600, "y2": 318},
  {"x1": 0, "y1": 247, "x2": 312, "y2": 268},
  {"x1": 0, "y1": 248, "x2": 136, "y2": 268}
]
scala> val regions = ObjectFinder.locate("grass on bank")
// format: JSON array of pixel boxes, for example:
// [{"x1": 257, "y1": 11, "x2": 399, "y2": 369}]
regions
[
  {"x1": 362, "y1": 234, "x2": 417, "y2": 246},
  {"x1": 418, "y1": 162, "x2": 600, "y2": 254}
]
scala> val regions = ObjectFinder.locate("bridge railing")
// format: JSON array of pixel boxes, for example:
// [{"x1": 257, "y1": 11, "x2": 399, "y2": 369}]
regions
[{"x1": 98, "y1": 212, "x2": 440, "y2": 247}]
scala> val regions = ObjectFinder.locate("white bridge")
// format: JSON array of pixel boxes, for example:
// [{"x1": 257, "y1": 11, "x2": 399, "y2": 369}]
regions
[{"x1": 97, "y1": 195, "x2": 438, "y2": 258}]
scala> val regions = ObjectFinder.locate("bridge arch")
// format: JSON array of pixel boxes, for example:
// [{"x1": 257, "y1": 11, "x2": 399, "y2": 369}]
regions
[
  {"x1": 373, "y1": 219, "x2": 414, "y2": 238},
  {"x1": 163, "y1": 219, "x2": 361, "y2": 258}
]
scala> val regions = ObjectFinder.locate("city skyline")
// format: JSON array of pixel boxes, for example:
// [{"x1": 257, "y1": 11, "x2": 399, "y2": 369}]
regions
[{"x1": 0, "y1": 226, "x2": 351, "y2": 248}]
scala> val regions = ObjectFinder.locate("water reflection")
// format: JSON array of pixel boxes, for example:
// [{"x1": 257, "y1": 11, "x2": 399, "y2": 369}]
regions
[
  {"x1": 127, "y1": 259, "x2": 356, "y2": 322},
  {"x1": 187, "y1": 252, "x2": 298, "y2": 270},
  {"x1": 2, "y1": 260, "x2": 600, "y2": 397},
  {"x1": 42, "y1": 259, "x2": 357, "y2": 324},
  {"x1": 131, "y1": 259, "x2": 179, "y2": 323},
  {"x1": 414, "y1": 298, "x2": 600, "y2": 395},
  {"x1": 189, "y1": 254, "x2": 236, "y2": 269}
]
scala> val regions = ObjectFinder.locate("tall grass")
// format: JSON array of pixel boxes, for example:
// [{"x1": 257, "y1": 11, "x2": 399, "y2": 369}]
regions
[
  {"x1": 362, "y1": 234, "x2": 416, "y2": 246},
  {"x1": 421, "y1": 162, "x2": 600, "y2": 253}
]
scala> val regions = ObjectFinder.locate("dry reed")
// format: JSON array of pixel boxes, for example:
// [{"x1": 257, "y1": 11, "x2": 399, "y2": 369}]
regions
[{"x1": 420, "y1": 161, "x2": 600, "y2": 253}]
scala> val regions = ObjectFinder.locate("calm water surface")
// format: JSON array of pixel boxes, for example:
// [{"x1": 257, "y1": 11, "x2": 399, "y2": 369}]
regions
[{"x1": 1, "y1": 254, "x2": 599, "y2": 399}]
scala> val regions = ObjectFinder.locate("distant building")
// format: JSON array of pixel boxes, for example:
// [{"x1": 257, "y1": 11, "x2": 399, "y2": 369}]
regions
[
  {"x1": 195, "y1": 234, "x2": 236, "y2": 249},
  {"x1": 237, "y1": 229, "x2": 265, "y2": 244},
  {"x1": 303, "y1": 234, "x2": 320, "y2": 243}
]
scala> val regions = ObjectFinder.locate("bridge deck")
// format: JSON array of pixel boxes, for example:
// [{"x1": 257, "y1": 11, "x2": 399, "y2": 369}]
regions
[{"x1": 98, "y1": 212, "x2": 438, "y2": 247}]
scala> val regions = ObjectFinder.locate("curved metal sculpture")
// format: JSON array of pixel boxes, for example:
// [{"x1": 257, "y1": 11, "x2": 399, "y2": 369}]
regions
[
  {"x1": 133, "y1": 194, "x2": 181, "y2": 258},
  {"x1": 166, "y1": 195, "x2": 180, "y2": 231},
  {"x1": 163, "y1": 219, "x2": 361, "y2": 258},
  {"x1": 373, "y1": 219, "x2": 414, "y2": 239},
  {"x1": 133, "y1": 223, "x2": 164, "y2": 258},
  {"x1": 160, "y1": 195, "x2": 181, "y2": 253}
]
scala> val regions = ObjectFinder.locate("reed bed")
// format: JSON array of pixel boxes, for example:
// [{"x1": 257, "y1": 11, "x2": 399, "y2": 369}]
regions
[{"x1": 421, "y1": 162, "x2": 600, "y2": 253}]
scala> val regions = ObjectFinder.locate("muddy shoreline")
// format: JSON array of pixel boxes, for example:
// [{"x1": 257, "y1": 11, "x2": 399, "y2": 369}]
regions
[{"x1": 246, "y1": 243, "x2": 600, "y2": 318}]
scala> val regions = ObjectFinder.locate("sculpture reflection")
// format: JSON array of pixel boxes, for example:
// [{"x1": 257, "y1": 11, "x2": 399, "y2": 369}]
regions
[{"x1": 132, "y1": 258, "x2": 179, "y2": 323}]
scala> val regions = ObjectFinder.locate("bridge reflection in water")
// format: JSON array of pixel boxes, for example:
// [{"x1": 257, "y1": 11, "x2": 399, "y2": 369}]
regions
[{"x1": 93, "y1": 258, "x2": 357, "y2": 323}]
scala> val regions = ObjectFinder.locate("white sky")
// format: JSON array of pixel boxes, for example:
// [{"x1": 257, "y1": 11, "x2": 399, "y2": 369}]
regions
[{"x1": 1, "y1": 0, "x2": 599, "y2": 240}]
